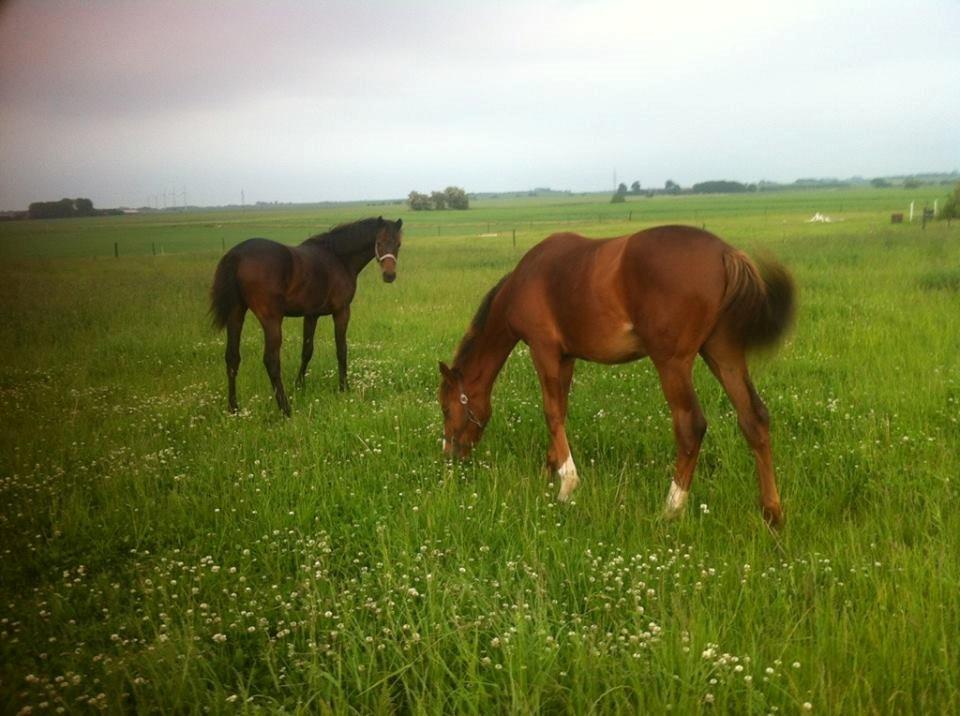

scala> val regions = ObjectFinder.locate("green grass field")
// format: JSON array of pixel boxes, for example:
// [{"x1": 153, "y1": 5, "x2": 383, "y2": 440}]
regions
[{"x1": 1, "y1": 187, "x2": 958, "y2": 713}]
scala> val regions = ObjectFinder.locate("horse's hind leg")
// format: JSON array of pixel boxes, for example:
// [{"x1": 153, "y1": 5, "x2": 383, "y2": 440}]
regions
[
  {"x1": 701, "y1": 337, "x2": 783, "y2": 527},
  {"x1": 296, "y1": 315, "x2": 318, "y2": 389},
  {"x1": 225, "y1": 306, "x2": 246, "y2": 412},
  {"x1": 257, "y1": 313, "x2": 291, "y2": 416},
  {"x1": 653, "y1": 356, "x2": 707, "y2": 520}
]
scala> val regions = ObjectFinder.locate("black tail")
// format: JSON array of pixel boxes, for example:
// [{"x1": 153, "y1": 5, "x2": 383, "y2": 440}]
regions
[
  {"x1": 209, "y1": 252, "x2": 242, "y2": 330},
  {"x1": 721, "y1": 250, "x2": 796, "y2": 350}
]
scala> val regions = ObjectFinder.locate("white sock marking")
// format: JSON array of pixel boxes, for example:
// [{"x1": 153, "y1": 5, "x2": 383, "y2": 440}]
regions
[
  {"x1": 663, "y1": 481, "x2": 689, "y2": 518},
  {"x1": 556, "y1": 453, "x2": 580, "y2": 502}
]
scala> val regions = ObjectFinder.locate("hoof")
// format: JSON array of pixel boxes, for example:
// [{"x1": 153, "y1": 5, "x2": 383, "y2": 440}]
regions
[
  {"x1": 662, "y1": 482, "x2": 689, "y2": 520},
  {"x1": 557, "y1": 474, "x2": 580, "y2": 502},
  {"x1": 555, "y1": 454, "x2": 580, "y2": 502},
  {"x1": 762, "y1": 504, "x2": 784, "y2": 529}
]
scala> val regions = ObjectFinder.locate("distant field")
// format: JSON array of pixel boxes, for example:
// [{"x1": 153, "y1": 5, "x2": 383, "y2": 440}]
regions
[
  {"x1": 0, "y1": 186, "x2": 947, "y2": 259},
  {"x1": 1, "y1": 187, "x2": 958, "y2": 713}
]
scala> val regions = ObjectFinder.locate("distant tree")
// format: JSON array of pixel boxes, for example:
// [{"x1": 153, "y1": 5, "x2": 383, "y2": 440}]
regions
[
  {"x1": 665, "y1": 179, "x2": 681, "y2": 195},
  {"x1": 407, "y1": 191, "x2": 432, "y2": 211},
  {"x1": 903, "y1": 178, "x2": 922, "y2": 189},
  {"x1": 940, "y1": 181, "x2": 960, "y2": 224},
  {"x1": 871, "y1": 178, "x2": 891, "y2": 188},
  {"x1": 692, "y1": 180, "x2": 749, "y2": 194},
  {"x1": 430, "y1": 191, "x2": 447, "y2": 210},
  {"x1": 444, "y1": 186, "x2": 469, "y2": 210},
  {"x1": 616, "y1": 182, "x2": 628, "y2": 196},
  {"x1": 610, "y1": 192, "x2": 625, "y2": 203},
  {"x1": 28, "y1": 197, "x2": 96, "y2": 219},
  {"x1": 630, "y1": 181, "x2": 641, "y2": 194}
]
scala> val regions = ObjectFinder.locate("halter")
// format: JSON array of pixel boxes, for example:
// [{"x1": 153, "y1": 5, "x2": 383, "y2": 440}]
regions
[
  {"x1": 375, "y1": 243, "x2": 396, "y2": 265},
  {"x1": 458, "y1": 388, "x2": 486, "y2": 428}
]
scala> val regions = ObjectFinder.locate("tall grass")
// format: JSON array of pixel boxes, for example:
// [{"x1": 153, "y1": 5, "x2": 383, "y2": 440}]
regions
[{"x1": 1, "y1": 189, "x2": 958, "y2": 713}]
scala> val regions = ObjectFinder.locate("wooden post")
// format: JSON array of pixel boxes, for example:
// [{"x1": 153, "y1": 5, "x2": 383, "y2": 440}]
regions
[
  {"x1": 628, "y1": 211, "x2": 632, "y2": 222},
  {"x1": 152, "y1": 242, "x2": 156, "y2": 256},
  {"x1": 114, "y1": 242, "x2": 119, "y2": 258},
  {"x1": 512, "y1": 229, "x2": 516, "y2": 248}
]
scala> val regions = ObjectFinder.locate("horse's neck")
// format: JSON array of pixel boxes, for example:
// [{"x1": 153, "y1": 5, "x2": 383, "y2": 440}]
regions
[
  {"x1": 339, "y1": 245, "x2": 376, "y2": 276},
  {"x1": 456, "y1": 307, "x2": 518, "y2": 400}
]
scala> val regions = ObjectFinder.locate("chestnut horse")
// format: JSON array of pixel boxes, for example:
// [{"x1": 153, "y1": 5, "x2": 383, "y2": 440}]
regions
[
  {"x1": 210, "y1": 216, "x2": 402, "y2": 415},
  {"x1": 439, "y1": 225, "x2": 794, "y2": 526}
]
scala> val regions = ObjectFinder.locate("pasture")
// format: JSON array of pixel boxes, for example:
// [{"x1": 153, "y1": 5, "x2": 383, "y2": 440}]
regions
[{"x1": 1, "y1": 188, "x2": 958, "y2": 713}]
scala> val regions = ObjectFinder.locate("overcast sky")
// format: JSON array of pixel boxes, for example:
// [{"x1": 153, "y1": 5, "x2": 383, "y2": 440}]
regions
[{"x1": 1, "y1": 0, "x2": 957, "y2": 209}]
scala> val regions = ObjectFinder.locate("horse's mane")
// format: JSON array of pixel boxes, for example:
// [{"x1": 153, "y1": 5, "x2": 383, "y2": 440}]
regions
[
  {"x1": 454, "y1": 273, "x2": 512, "y2": 367},
  {"x1": 305, "y1": 217, "x2": 379, "y2": 257}
]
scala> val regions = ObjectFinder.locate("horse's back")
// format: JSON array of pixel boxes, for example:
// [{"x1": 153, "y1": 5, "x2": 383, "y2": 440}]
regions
[
  {"x1": 622, "y1": 225, "x2": 729, "y2": 294},
  {"x1": 506, "y1": 226, "x2": 733, "y2": 362}
]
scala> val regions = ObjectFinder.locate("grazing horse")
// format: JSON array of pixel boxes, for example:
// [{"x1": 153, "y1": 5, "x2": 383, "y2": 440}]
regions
[
  {"x1": 439, "y1": 225, "x2": 794, "y2": 526},
  {"x1": 210, "y1": 216, "x2": 402, "y2": 415}
]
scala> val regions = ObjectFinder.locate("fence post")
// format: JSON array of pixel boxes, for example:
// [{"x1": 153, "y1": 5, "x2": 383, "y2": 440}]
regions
[
  {"x1": 152, "y1": 242, "x2": 156, "y2": 256},
  {"x1": 114, "y1": 242, "x2": 119, "y2": 258},
  {"x1": 512, "y1": 229, "x2": 516, "y2": 248},
  {"x1": 628, "y1": 211, "x2": 632, "y2": 222}
]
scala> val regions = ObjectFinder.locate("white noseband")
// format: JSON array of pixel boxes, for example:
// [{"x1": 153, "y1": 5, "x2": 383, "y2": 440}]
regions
[{"x1": 376, "y1": 246, "x2": 396, "y2": 265}]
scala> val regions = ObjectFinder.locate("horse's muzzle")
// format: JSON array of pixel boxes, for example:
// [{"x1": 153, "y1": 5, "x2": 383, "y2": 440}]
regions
[{"x1": 380, "y1": 257, "x2": 397, "y2": 283}]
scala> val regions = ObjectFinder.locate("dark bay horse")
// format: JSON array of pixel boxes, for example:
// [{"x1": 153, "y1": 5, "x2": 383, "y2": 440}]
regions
[
  {"x1": 439, "y1": 225, "x2": 795, "y2": 526},
  {"x1": 210, "y1": 216, "x2": 402, "y2": 415}
]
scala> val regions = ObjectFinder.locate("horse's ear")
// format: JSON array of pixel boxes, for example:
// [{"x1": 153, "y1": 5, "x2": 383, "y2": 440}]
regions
[
  {"x1": 377, "y1": 216, "x2": 384, "y2": 226},
  {"x1": 396, "y1": 218, "x2": 403, "y2": 229},
  {"x1": 438, "y1": 361, "x2": 457, "y2": 383}
]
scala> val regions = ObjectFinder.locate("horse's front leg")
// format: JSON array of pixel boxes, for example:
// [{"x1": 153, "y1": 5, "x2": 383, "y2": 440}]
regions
[
  {"x1": 295, "y1": 315, "x2": 319, "y2": 389},
  {"x1": 333, "y1": 306, "x2": 351, "y2": 391},
  {"x1": 531, "y1": 346, "x2": 578, "y2": 501},
  {"x1": 257, "y1": 313, "x2": 291, "y2": 416}
]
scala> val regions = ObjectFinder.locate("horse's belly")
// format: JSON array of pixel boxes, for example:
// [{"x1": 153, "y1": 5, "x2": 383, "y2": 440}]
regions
[{"x1": 571, "y1": 322, "x2": 647, "y2": 364}]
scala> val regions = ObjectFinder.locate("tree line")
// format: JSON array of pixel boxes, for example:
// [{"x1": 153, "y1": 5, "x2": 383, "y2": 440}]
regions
[
  {"x1": 407, "y1": 187, "x2": 469, "y2": 211},
  {"x1": 26, "y1": 198, "x2": 122, "y2": 219},
  {"x1": 28, "y1": 198, "x2": 96, "y2": 219}
]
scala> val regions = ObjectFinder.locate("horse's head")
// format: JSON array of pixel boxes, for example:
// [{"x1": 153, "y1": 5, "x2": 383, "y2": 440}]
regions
[
  {"x1": 438, "y1": 361, "x2": 490, "y2": 459},
  {"x1": 374, "y1": 216, "x2": 402, "y2": 283}
]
